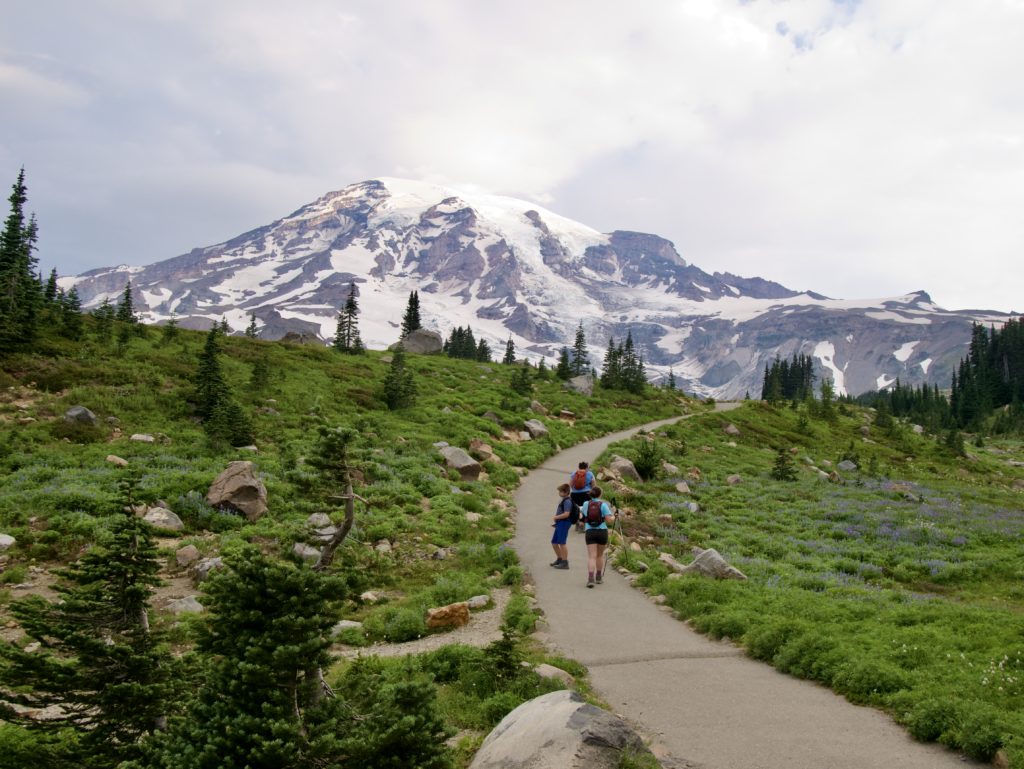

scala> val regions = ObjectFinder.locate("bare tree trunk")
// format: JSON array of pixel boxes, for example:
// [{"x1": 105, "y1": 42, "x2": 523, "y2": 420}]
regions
[{"x1": 313, "y1": 481, "x2": 364, "y2": 572}]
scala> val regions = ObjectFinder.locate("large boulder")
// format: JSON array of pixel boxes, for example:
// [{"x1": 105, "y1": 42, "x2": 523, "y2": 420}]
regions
[
  {"x1": 608, "y1": 455, "x2": 641, "y2": 482},
  {"x1": 391, "y1": 328, "x2": 443, "y2": 354},
  {"x1": 660, "y1": 548, "x2": 747, "y2": 580},
  {"x1": 439, "y1": 446, "x2": 482, "y2": 481},
  {"x1": 143, "y1": 507, "x2": 185, "y2": 532},
  {"x1": 563, "y1": 374, "x2": 595, "y2": 397},
  {"x1": 64, "y1": 405, "x2": 97, "y2": 425},
  {"x1": 523, "y1": 419, "x2": 549, "y2": 439},
  {"x1": 426, "y1": 601, "x2": 470, "y2": 629},
  {"x1": 206, "y1": 461, "x2": 268, "y2": 521},
  {"x1": 0, "y1": 533, "x2": 15, "y2": 552},
  {"x1": 468, "y1": 690, "x2": 651, "y2": 769}
]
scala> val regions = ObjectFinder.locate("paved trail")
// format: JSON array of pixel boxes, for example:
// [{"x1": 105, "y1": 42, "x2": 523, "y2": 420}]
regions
[{"x1": 513, "y1": 405, "x2": 978, "y2": 769}]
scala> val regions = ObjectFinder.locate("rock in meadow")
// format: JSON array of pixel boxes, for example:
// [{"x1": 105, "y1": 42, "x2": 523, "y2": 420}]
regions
[
  {"x1": 106, "y1": 454, "x2": 129, "y2": 467},
  {"x1": 523, "y1": 418, "x2": 549, "y2": 438},
  {"x1": 206, "y1": 461, "x2": 268, "y2": 521},
  {"x1": 468, "y1": 689, "x2": 650, "y2": 769},
  {"x1": 64, "y1": 405, "x2": 97, "y2": 425},
  {"x1": 426, "y1": 601, "x2": 470, "y2": 629},
  {"x1": 608, "y1": 455, "x2": 641, "y2": 482},
  {"x1": 0, "y1": 533, "x2": 16, "y2": 552},
  {"x1": 175, "y1": 545, "x2": 201, "y2": 568},
  {"x1": 143, "y1": 507, "x2": 184, "y2": 532},
  {"x1": 166, "y1": 596, "x2": 204, "y2": 615},
  {"x1": 130, "y1": 433, "x2": 155, "y2": 443},
  {"x1": 439, "y1": 445, "x2": 482, "y2": 481}
]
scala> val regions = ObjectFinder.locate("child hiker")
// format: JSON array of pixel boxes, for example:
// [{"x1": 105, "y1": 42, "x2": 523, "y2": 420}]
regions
[
  {"x1": 550, "y1": 483, "x2": 575, "y2": 569},
  {"x1": 582, "y1": 485, "x2": 615, "y2": 587}
]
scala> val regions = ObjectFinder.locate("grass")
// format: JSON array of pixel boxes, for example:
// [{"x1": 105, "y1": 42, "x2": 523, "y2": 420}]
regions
[
  {"x1": 603, "y1": 400, "x2": 1024, "y2": 764},
  {"x1": 0, "y1": 321, "x2": 691, "y2": 764}
]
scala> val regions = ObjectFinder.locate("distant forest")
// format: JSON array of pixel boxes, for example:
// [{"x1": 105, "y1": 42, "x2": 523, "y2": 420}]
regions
[{"x1": 762, "y1": 319, "x2": 1024, "y2": 435}]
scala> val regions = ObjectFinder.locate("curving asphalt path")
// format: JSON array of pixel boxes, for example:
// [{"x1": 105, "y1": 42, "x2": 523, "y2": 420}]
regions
[{"x1": 512, "y1": 405, "x2": 979, "y2": 769}]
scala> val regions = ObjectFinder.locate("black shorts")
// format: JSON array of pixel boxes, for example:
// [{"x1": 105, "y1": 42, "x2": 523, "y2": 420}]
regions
[
  {"x1": 570, "y1": 490, "x2": 590, "y2": 507},
  {"x1": 585, "y1": 528, "x2": 608, "y2": 546}
]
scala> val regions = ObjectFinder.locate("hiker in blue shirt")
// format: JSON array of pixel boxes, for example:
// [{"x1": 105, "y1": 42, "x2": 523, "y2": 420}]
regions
[
  {"x1": 568, "y1": 462, "x2": 594, "y2": 530},
  {"x1": 550, "y1": 483, "x2": 575, "y2": 569},
  {"x1": 581, "y1": 485, "x2": 615, "y2": 588}
]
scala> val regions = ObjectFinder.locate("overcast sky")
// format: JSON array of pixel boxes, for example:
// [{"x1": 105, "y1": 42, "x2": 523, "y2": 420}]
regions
[{"x1": 2, "y1": 0, "x2": 1021, "y2": 312}]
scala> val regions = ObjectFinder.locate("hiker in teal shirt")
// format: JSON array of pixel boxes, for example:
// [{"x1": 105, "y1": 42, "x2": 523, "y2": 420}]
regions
[{"x1": 581, "y1": 485, "x2": 615, "y2": 588}]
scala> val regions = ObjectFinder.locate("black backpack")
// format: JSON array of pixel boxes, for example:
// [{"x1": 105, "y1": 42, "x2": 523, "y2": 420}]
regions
[
  {"x1": 567, "y1": 499, "x2": 581, "y2": 525},
  {"x1": 585, "y1": 499, "x2": 604, "y2": 526}
]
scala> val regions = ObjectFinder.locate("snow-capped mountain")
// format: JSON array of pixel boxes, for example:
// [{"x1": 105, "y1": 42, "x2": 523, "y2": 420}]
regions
[{"x1": 61, "y1": 178, "x2": 1012, "y2": 398}]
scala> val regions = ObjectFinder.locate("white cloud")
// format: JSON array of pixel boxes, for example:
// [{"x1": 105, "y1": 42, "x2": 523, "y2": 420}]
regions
[{"x1": 1, "y1": 0, "x2": 1022, "y2": 312}]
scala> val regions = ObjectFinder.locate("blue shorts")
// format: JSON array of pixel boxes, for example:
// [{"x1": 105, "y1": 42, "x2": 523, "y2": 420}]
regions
[{"x1": 551, "y1": 519, "x2": 573, "y2": 545}]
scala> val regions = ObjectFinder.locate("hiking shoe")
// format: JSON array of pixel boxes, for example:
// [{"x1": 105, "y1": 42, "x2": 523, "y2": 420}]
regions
[
  {"x1": 554, "y1": 562, "x2": 569, "y2": 570},
  {"x1": 596, "y1": 572, "x2": 603, "y2": 584},
  {"x1": 550, "y1": 559, "x2": 563, "y2": 567},
  {"x1": 586, "y1": 579, "x2": 595, "y2": 588}
]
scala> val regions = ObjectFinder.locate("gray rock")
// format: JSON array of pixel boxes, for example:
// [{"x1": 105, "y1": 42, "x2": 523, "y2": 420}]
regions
[
  {"x1": 0, "y1": 533, "x2": 16, "y2": 551},
  {"x1": 563, "y1": 374, "x2": 595, "y2": 396},
  {"x1": 837, "y1": 460, "x2": 858, "y2": 472},
  {"x1": 129, "y1": 433, "x2": 155, "y2": 443},
  {"x1": 166, "y1": 596, "x2": 204, "y2": 615},
  {"x1": 64, "y1": 405, "x2": 97, "y2": 425},
  {"x1": 465, "y1": 512, "x2": 483, "y2": 523},
  {"x1": 106, "y1": 454, "x2": 129, "y2": 467},
  {"x1": 468, "y1": 689, "x2": 650, "y2": 769},
  {"x1": 663, "y1": 462, "x2": 680, "y2": 475},
  {"x1": 482, "y1": 411, "x2": 501, "y2": 424},
  {"x1": 532, "y1": 663, "x2": 575, "y2": 686},
  {"x1": 306, "y1": 513, "x2": 332, "y2": 528},
  {"x1": 685, "y1": 501, "x2": 700, "y2": 514},
  {"x1": 518, "y1": 431, "x2": 532, "y2": 441},
  {"x1": 206, "y1": 461, "x2": 268, "y2": 521},
  {"x1": 723, "y1": 423, "x2": 741, "y2": 437},
  {"x1": 391, "y1": 328, "x2": 443, "y2": 354},
  {"x1": 529, "y1": 400, "x2": 548, "y2": 415},
  {"x1": 439, "y1": 446, "x2": 482, "y2": 481},
  {"x1": 330, "y1": 619, "x2": 364, "y2": 639},
  {"x1": 608, "y1": 455, "x2": 641, "y2": 482},
  {"x1": 192, "y1": 556, "x2": 225, "y2": 584},
  {"x1": 467, "y1": 594, "x2": 490, "y2": 609},
  {"x1": 176, "y1": 545, "x2": 201, "y2": 568},
  {"x1": 523, "y1": 419, "x2": 548, "y2": 438},
  {"x1": 726, "y1": 473, "x2": 742, "y2": 485},
  {"x1": 143, "y1": 507, "x2": 184, "y2": 532},
  {"x1": 674, "y1": 481, "x2": 691, "y2": 494},
  {"x1": 659, "y1": 548, "x2": 747, "y2": 580},
  {"x1": 292, "y1": 543, "x2": 321, "y2": 563}
]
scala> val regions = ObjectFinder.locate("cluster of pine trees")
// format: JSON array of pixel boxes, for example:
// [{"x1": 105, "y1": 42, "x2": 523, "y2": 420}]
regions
[
  {"x1": 760, "y1": 353, "x2": 816, "y2": 403},
  {"x1": 0, "y1": 169, "x2": 42, "y2": 351},
  {"x1": 599, "y1": 332, "x2": 646, "y2": 394},
  {"x1": 951, "y1": 321, "x2": 1024, "y2": 432},
  {"x1": 443, "y1": 325, "x2": 492, "y2": 361}
]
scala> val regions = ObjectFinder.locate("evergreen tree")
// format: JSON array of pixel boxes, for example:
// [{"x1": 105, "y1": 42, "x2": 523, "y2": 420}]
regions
[
  {"x1": 115, "y1": 281, "x2": 137, "y2": 324},
  {"x1": 217, "y1": 317, "x2": 229, "y2": 335},
  {"x1": 244, "y1": 313, "x2": 259, "y2": 339},
  {"x1": 535, "y1": 357, "x2": 549, "y2": 381},
  {"x1": 93, "y1": 298, "x2": 115, "y2": 343},
  {"x1": 333, "y1": 283, "x2": 362, "y2": 353},
  {"x1": 0, "y1": 169, "x2": 42, "y2": 350},
  {"x1": 668, "y1": 368, "x2": 677, "y2": 390},
  {"x1": 555, "y1": 347, "x2": 572, "y2": 381},
  {"x1": 383, "y1": 343, "x2": 416, "y2": 409},
  {"x1": 43, "y1": 267, "x2": 58, "y2": 303},
  {"x1": 819, "y1": 377, "x2": 836, "y2": 421},
  {"x1": 770, "y1": 448, "x2": 798, "y2": 481},
  {"x1": 570, "y1": 322, "x2": 588, "y2": 377},
  {"x1": 0, "y1": 473, "x2": 175, "y2": 767},
  {"x1": 502, "y1": 337, "x2": 516, "y2": 365},
  {"x1": 248, "y1": 355, "x2": 270, "y2": 392},
  {"x1": 510, "y1": 364, "x2": 533, "y2": 396},
  {"x1": 160, "y1": 313, "x2": 180, "y2": 344},
  {"x1": 60, "y1": 286, "x2": 84, "y2": 341},
  {"x1": 137, "y1": 546, "x2": 349, "y2": 769},
  {"x1": 476, "y1": 337, "x2": 492, "y2": 362},
  {"x1": 193, "y1": 327, "x2": 253, "y2": 445},
  {"x1": 601, "y1": 337, "x2": 621, "y2": 390},
  {"x1": 400, "y1": 290, "x2": 421, "y2": 338}
]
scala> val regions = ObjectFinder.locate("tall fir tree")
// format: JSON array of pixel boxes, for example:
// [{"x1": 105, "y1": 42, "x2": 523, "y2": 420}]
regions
[
  {"x1": 333, "y1": 282, "x2": 363, "y2": 353},
  {"x1": 383, "y1": 343, "x2": 417, "y2": 409},
  {"x1": 244, "y1": 313, "x2": 258, "y2": 338},
  {"x1": 400, "y1": 290, "x2": 421, "y2": 338},
  {"x1": 476, "y1": 337, "x2": 492, "y2": 362},
  {"x1": 115, "y1": 281, "x2": 137, "y2": 324},
  {"x1": 555, "y1": 346, "x2": 572, "y2": 380},
  {"x1": 0, "y1": 169, "x2": 42, "y2": 350},
  {"x1": 0, "y1": 473, "x2": 176, "y2": 768},
  {"x1": 92, "y1": 298, "x2": 115, "y2": 343},
  {"x1": 60, "y1": 286, "x2": 84, "y2": 340},
  {"x1": 502, "y1": 337, "x2": 516, "y2": 365},
  {"x1": 570, "y1": 321, "x2": 589, "y2": 377},
  {"x1": 43, "y1": 267, "x2": 58, "y2": 303}
]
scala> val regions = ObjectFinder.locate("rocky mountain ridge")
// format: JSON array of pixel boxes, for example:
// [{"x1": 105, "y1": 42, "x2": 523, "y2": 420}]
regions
[{"x1": 61, "y1": 177, "x2": 1012, "y2": 398}]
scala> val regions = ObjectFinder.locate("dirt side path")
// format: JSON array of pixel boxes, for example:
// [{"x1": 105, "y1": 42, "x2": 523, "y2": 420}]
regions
[{"x1": 513, "y1": 403, "x2": 981, "y2": 769}]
